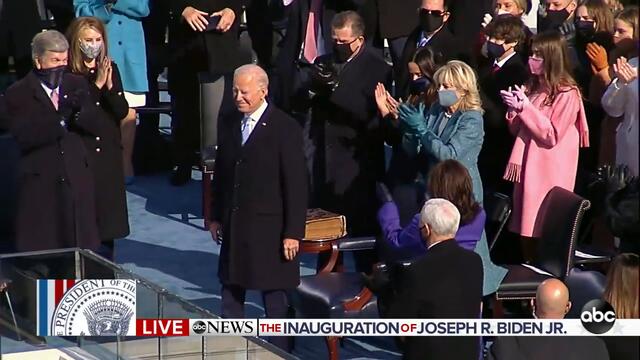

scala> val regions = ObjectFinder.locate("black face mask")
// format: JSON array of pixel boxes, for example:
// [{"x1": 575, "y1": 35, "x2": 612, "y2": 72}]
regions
[
  {"x1": 34, "y1": 65, "x2": 66, "y2": 89},
  {"x1": 409, "y1": 77, "x2": 431, "y2": 95},
  {"x1": 539, "y1": 8, "x2": 571, "y2": 32},
  {"x1": 419, "y1": 9, "x2": 445, "y2": 33},
  {"x1": 333, "y1": 39, "x2": 357, "y2": 63},
  {"x1": 487, "y1": 41, "x2": 507, "y2": 59},
  {"x1": 576, "y1": 20, "x2": 596, "y2": 40}
]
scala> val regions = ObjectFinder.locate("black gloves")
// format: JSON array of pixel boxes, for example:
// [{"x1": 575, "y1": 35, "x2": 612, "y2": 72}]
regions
[
  {"x1": 310, "y1": 61, "x2": 339, "y2": 96},
  {"x1": 58, "y1": 89, "x2": 86, "y2": 125}
]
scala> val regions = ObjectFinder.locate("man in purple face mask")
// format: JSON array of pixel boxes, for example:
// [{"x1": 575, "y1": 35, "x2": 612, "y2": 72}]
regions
[{"x1": 538, "y1": 0, "x2": 578, "y2": 33}]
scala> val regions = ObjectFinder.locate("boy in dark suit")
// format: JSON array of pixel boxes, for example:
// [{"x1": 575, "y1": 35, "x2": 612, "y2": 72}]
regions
[
  {"x1": 389, "y1": 198, "x2": 484, "y2": 360},
  {"x1": 478, "y1": 15, "x2": 529, "y2": 195}
]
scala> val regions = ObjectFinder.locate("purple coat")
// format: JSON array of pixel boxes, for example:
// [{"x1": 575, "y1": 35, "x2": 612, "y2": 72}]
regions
[{"x1": 377, "y1": 201, "x2": 486, "y2": 262}]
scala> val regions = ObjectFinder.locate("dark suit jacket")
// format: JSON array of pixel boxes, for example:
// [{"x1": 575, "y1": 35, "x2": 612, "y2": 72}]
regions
[
  {"x1": 376, "y1": 0, "x2": 421, "y2": 40},
  {"x1": 212, "y1": 104, "x2": 308, "y2": 290},
  {"x1": 272, "y1": 0, "x2": 360, "y2": 111},
  {"x1": 396, "y1": 26, "x2": 462, "y2": 98},
  {"x1": 388, "y1": 240, "x2": 483, "y2": 360},
  {"x1": 477, "y1": 53, "x2": 529, "y2": 191},
  {"x1": 167, "y1": 0, "x2": 248, "y2": 93},
  {"x1": 447, "y1": 0, "x2": 492, "y2": 48},
  {"x1": 488, "y1": 336, "x2": 610, "y2": 360},
  {"x1": 0, "y1": 0, "x2": 41, "y2": 77},
  {"x1": 602, "y1": 336, "x2": 640, "y2": 360},
  {"x1": 44, "y1": 0, "x2": 74, "y2": 32},
  {"x1": 2, "y1": 72, "x2": 100, "y2": 252}
]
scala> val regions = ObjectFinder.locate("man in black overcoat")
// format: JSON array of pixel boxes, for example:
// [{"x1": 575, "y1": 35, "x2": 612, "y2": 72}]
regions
[
  {"x1": 271, "y1": 0, "x2": 362, "y2": 113},
  {"x1": 1, "y1": 30, "x2": 100, "y2": 253},
  {"x1": 389, "y1": 198, "x2": 483, "y2": 360},
  {"x1": 307, "y1": 11, "x2": 391, "y2": 262},
  {"x1": 209, "y1": 64, "x2": 307, "y2": 352},
  {"x1": 167, "y1": 0, "x2": 250, "y2": 185}
]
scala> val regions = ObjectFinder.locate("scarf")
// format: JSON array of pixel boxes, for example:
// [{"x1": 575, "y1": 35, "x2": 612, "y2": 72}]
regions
[{"x1": 504, "y1": 88, "x2": 590, "y2": 183}]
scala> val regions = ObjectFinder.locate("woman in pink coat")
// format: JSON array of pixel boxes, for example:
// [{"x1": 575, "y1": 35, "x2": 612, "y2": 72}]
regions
[{"x1": 500, "y1": 32, "x2": 590, "y2": 261}]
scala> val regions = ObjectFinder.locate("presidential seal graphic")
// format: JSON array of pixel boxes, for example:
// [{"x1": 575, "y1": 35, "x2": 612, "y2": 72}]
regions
[{"x1": 51, "y1": 279, "x2": 136, "y2": 336}]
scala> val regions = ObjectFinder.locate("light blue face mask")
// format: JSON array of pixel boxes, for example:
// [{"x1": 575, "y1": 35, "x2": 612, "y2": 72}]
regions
[{"x1": 437, "y1": 89, "x2": 459, "y2": 107}]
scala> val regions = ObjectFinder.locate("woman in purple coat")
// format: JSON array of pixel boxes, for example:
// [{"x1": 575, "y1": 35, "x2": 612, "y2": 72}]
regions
[{"x1": 378, "y1": 159, "x2": 485, "y2": 262}]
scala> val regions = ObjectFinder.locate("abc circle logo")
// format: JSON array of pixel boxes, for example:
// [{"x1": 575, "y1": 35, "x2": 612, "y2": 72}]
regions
[
  {"x1": 580, "y1": 299, "x2": 616, "y2": 334},
  {"x1": 192, "y1": 320, "x2": 207, "y2": 335}
]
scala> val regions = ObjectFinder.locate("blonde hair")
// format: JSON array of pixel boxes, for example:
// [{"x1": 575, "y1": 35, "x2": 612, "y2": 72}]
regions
[
  {"x1": 496, "y1": 0, "x2": 528, "y2": 15},
  {"x1": 615, "y1": 5, "x2": 639, "y2": 41},
  {"x1": 604, "y1": 253, "x2": 639, "y2": 319},
  {"x1": 66, "y1": 17, "x2": 109, "y2": 74},
  {"x1": 433, "y1": 60, "x2": 484, "y2": 114}
]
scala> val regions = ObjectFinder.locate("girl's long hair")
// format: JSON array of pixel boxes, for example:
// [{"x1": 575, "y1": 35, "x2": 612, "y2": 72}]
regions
[
  {"x1": 527, "y1": 31, "x2": 580, "y2": 105},
  {"x1": 66, "y1": 17, "x2": 109, "y2": 74}
]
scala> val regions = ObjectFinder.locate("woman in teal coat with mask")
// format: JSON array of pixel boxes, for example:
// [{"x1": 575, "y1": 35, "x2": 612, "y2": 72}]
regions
[
  {"x1": 399, "y1": 60, "x2": 485, "y2": 204},
  {"x1": 74, "y1": 0, "x2": 150, "y2": 183},
  {"x1": 397, "y1": 60, "x2": 507, "y2": 295}
]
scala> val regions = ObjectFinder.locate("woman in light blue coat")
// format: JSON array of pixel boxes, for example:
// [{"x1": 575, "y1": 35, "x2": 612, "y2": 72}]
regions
[
  {"x1": 74, "y1": 0, "x2": 150, "y2": 182},
  {"x1": 397, "y1": 60, "x2": 507, "y2": 295}
]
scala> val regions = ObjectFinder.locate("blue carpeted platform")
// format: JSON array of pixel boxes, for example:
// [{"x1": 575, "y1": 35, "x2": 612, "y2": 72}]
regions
[{"x1": 117, "y1": 171, "x2": 401, "y2": 359}]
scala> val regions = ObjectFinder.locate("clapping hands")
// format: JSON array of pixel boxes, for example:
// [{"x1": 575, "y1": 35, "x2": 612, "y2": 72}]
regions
[
  {"x1": 398, "y1": 102, "x2": 427, "y2": 135},
  {"x1": 613, "y1": 57, "x2": 638, "y2": 85},
  {"x1": 375, "y1": 83, "x2": 401, "y2": 119},
  {"x1": 95, "y1": 56, "x2": 112, "y2": 90},
  {"x1": 500, "y1": 85, "x2": 528, "y2": 112},
  {"x1": 481, "y1": 13, "x2": 493, "y2": 28},
  {"x1": 585, "y1": 43, "x2": 609, "y2": 74}
]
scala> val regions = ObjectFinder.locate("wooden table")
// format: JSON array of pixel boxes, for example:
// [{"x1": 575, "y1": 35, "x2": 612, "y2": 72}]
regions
[{"x1": 300, "y1": 237, "x2": 344, "y2": 273}]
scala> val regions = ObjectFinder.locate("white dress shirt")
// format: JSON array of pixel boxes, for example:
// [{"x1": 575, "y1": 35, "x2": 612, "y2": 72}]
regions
[
  {"x1": 40, "y1": 82, "x2": 66, "y2": 127},
  {"x1": 40, "y1": 82, "x2": 60, "y2": 103},
  {"x1": 494, "y1": 51, "x2": 518, "y2": 69},
  {"x1": 241, "y1": 100, "x2": 268, "y2": 145}
]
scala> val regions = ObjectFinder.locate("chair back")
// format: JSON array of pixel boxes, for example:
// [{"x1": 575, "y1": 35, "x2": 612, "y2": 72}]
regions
[
  {"x1": 484, "y1": 192, "x2": 512, "y2": 251},
  {"x1": 198, "y1": 73, "x2": 226, "y2": 164},
  {"x1": 534, "y1": 187, "x2": 591, "y2": 279},
  {"x1": 565, "y1": 267, "x2": 606, "y2": 318}
]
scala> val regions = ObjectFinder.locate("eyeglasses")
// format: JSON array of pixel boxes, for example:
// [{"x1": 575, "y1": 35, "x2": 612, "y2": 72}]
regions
[{"x1": 419, "y1": 9, "x2": 447, "y2": 17}]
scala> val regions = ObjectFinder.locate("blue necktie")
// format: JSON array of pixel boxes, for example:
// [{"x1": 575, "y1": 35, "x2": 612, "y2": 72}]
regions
[{"x1": 241, "y1": 117, "x2": 253, "y2": 145}]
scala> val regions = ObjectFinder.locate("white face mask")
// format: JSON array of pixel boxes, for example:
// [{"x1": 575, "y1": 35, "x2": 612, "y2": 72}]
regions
[{"x1": 79, "y1": 41, "x2": 102, "y2": 60}]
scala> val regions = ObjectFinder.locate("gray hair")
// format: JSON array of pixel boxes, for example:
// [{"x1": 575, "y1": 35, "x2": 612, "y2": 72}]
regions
[
  {"x1": 31, "y1": 30, "x2": 69, "y2": 62},
  {"x1": 331, "y1": 11, "x2": 365, "y2": 38},
  {"x1": 234, "y1": 64, "x2": 269, "y2": 90},
  {"x1": 420, "y1": 198, "x2": 460, "y2": 237}
]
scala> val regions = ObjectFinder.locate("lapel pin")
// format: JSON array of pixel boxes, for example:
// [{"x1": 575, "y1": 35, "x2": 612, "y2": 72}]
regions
[{"x1": 261, "y1": 122, "x2": 266, "y2": 126}]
